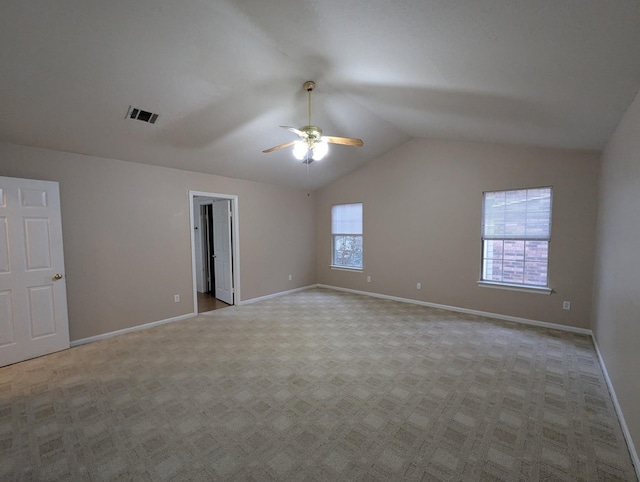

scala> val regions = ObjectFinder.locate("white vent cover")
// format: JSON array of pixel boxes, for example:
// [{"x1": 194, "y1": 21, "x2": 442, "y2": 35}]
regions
[{"x1": 125, "y1": 105, "x2": 159, "y2": 124}]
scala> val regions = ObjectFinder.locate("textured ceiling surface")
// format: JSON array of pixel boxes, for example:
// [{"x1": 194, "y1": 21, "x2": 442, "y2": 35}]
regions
[{"x1": 1, "y1": 1, "x2": 640, "y2": 189}]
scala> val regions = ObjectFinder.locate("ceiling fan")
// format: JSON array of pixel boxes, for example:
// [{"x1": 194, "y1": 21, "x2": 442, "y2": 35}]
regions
[{"x1": 262, "y1": 81, "x2": 364, "y2": 163}]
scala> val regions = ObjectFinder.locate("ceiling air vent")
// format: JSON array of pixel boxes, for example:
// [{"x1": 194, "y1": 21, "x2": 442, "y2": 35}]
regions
[{"x1": 125, "y1": 105, "x2": 159, "y2": 124}]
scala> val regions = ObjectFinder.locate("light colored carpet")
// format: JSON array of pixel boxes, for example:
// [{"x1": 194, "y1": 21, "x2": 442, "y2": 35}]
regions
[{"x1": 0, "y1": 288, "x2": 636, "y2": 481}]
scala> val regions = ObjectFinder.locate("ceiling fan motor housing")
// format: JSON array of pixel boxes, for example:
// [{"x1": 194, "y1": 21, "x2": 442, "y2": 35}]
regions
[{"x1": 300, "y1": 125, "x2": 323, "y2": 144}]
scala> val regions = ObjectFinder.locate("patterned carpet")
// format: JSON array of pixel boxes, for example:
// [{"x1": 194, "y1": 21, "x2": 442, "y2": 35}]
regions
[{"x1": 0, "y1": 288, "x2": 636, "y2": 481}]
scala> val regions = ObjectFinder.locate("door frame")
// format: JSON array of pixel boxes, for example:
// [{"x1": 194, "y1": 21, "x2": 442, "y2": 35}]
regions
[{"x1": 189, "y1": 191, "x2": 240, "y2": 312}]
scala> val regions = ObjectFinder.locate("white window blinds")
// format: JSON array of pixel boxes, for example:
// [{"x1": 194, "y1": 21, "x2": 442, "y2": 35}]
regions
[
  {"x1": 482, "y1": 188, "x2": 552, "y2": 240},
  {"x1": 332, "y1": 203, "x2": 362, "y2": 234}
]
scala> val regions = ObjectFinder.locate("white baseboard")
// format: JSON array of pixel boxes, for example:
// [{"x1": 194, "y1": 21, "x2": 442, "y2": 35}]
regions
[
  {"x1": 591, "y1": 337, "x2": 640, "y2": 480},
  {"x1": 238, "y1": 285, "x2": 318, "y2": 306},
  {"x1": 70, "y1": 313, "x2": 195, "y2": 347},
  {"x1": 317, "y1": 284, "x2": 592, "y2": 335}
]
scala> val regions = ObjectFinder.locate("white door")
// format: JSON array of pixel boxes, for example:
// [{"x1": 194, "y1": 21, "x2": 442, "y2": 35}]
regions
[
  {"x1": 213, "y1": 200, "x2": 233, "y2": 305},
  {"x1": 0, "y1": 176, "x2": 70, "y2": 367}
]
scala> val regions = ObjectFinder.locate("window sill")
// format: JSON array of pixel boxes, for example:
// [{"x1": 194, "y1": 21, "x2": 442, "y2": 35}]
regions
[
  {"x1": 477, "y1": 281, "x2": 552, "y2": 295},
  {"x1": 330, "y1": 265, "x2": 363, "y2": 272}
]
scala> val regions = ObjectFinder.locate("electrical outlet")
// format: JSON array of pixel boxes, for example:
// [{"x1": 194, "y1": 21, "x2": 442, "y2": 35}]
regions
[
  {"x1": 174, "y1": 294, "x2": 180, "y2": 303},
  {"x1": 416, "y1": 282, "x2": 421, "y2": 290},
  {"x1": 288, "y1": 274, "x2": 292, "y2": 280},
  {"x1": 367, "y1": 276, "x2": 371, "y2": 282},
  {"x1": 563, "y1": 301, "x2": 571, "y2": 310}
]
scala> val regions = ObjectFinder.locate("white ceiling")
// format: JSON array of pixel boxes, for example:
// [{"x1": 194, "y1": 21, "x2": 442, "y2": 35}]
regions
[{"x1": 1, "y1": 1, "x2": 639, "y2": 190}]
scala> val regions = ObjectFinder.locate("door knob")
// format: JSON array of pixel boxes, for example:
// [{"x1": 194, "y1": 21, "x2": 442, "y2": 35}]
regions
[{"x1": 53, "y1": 273, "x2": 63, "y2": 281}]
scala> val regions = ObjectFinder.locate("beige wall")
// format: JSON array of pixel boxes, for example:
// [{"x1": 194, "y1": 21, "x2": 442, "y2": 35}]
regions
[
  {"x1": 316, "y1": 138, "x2": 600, "y2": 329},
  {"x1": 0, "y1": 142, "x2": 316, "y2": 341},
  {"x1": 593, "y1": 89, "x2": 640, "y2": 460}
]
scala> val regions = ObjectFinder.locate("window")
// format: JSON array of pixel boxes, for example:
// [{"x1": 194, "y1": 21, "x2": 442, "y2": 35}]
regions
[
  {"x1": 481, "y1": 187, "x2": 552, "y2": 288},
  {"x1": 331, "y1": 203, "x2": 363, "y2": 269}
]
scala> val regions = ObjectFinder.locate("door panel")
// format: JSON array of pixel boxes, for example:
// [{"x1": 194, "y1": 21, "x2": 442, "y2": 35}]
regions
[
  {"x1": 0, "y1": 291, "x2": 14, "y2": 346},
  {"x1": 24, "y1": 218, "x2": 53, "y2": 269},
  {"x1": 20, "y1": 188, "x2": 48, "y2": 207},
  {"x1": 0, "y1": 218, "x2": 9, "y2": 272},
  {"x1": 0, "y1": 176, "x2": 69, "y2": 367},
  {"x1": 28, "y1": 285, "x2": 56, "y2": 337}
]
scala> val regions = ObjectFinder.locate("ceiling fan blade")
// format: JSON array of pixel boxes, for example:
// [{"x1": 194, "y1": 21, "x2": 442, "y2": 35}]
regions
[
  {"x1": 323, "y1": 136, "x2": 364, "y2": 147},
  {"x1": 280, "y1": 126, "x2": 304, "y2": 136},
  {"x1": 262, "y1": 140, "x2": 295, "y2": 153}
]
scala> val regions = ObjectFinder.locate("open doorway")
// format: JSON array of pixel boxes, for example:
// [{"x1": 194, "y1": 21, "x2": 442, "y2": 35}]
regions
[{"x1": 189, "y1": 191, "x2": 240, "y2": 314}]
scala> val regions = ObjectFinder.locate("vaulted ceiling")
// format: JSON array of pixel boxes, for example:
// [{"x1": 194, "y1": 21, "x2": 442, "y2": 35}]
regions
[{"x1": 2, "y1": 1, "x2": 640, "y2": 189}]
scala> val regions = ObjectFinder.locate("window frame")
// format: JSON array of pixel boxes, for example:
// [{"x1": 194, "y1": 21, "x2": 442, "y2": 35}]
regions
[
  {"x1": 330, "y1": 202, "x2": 363, "y2": 271},
  {"x1": 478, "y1": 187, "x2": 553, "y2": 294}
]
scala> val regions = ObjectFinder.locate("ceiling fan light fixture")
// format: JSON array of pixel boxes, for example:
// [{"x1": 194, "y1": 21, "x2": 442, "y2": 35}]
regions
[
  {"x1": 292, "y1": 140, "x2": 308, "y2": 160},
  {"x1": 312, "y1": 140, "x2": 329, "y2": 161}
]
